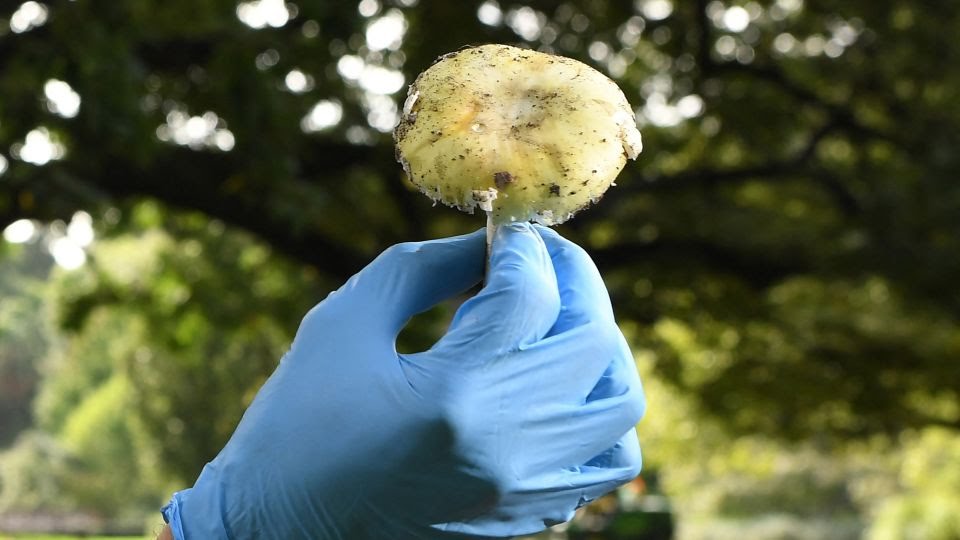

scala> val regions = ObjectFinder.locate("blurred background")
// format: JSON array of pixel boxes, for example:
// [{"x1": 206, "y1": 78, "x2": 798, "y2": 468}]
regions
[{"x1": 1, "y1": 0, "x2": 959, "y2": 538}]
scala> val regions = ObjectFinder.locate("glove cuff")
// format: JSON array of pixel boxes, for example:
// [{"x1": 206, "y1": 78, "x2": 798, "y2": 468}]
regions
[
  {"x1": 161, "y1": 464, "x2": 232, "y2": 540},
  {"x1": 160, "y1": 491, "x2": 189, "y2": 540}
]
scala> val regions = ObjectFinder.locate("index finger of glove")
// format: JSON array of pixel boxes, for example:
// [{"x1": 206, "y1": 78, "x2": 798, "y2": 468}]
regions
[
  {"x1": 535, "y1": 226, "x2": 615, "y2": 335},
  {"x1": 311, "y1": 229, "x2": 486, "y2": 344},
  {"x1": 435, "y1": 223, "x2": 560, "y2": 356}
]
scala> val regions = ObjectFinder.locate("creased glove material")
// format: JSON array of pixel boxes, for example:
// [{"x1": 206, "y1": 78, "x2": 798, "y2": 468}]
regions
[{"x1": 162, "y1": 223, "x2": 645, "y2": 539}]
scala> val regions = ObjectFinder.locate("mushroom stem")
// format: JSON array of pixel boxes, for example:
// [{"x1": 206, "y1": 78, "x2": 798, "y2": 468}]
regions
[{"x1": 485, "y1": 211, "x2": 495, "y2": 281}]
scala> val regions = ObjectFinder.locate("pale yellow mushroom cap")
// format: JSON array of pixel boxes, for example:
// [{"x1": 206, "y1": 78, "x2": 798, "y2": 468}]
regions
[{"x1": 394, "y1": 44, "x2": 642, "y2": 226}]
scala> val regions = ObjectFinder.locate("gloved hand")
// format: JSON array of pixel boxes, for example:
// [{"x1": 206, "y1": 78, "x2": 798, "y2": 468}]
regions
[{"x1": 161, "y1": 223, "x2": 645, "y2": 539}]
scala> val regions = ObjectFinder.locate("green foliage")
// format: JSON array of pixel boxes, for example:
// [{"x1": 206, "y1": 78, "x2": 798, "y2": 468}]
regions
[
  {"x1": 5, "y1": 368, "x2": 166, "y2": 519},
  {"x1": 44, "y1": 203, "x2": 325, "y2": 483},
  {"x1": 640, "y1": 274, "x2": 960, "y2": 439},
  {"x1": 0, "y1": 432, "x2": 75, "y2": 514},
  {"x1": 868, "y1": 428, "x2": 960, "y2": 540},
  {"x1": 1, "y1": 0, "x2": 959, "y2": 536},
  {"x1": 56, "y1": 372, "x2": 167, "y2": 518},
  {"x1": 0, "y1": 243, "x2": 52, "y2": 447}
]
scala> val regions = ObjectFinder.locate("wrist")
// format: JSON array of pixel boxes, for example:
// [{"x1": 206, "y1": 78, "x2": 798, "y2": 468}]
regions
[{"x1": 162, "y1": 487, "x2": 222, "y2": 540}]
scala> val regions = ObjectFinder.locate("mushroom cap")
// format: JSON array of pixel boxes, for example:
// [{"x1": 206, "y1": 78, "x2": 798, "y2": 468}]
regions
[{"x1": 394, "y1": 44, "x2": 642, "y2": 225}]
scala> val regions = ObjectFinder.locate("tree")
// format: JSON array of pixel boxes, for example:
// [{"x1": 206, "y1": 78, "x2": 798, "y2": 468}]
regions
[
  {"x1": 4, "y1": 0, "x2": 957, "y2": 441},
  {"x1": 0, "y1": 241, "x2": 51, "y2": 447},
  {"x1": 1, "y1": 0, "x2": 958, "y2": 536}
]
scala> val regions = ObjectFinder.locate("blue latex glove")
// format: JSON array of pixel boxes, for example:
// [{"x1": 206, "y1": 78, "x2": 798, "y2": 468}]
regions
[{"x1": 161, "y1": 223, "x2": 645, "y2": 539}]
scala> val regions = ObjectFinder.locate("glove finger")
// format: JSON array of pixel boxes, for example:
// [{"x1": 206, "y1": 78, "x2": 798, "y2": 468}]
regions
[
  {"x1": 516, "y1": 430, "x2": 641, "y2": 517},
  {"x1": 576, "y1": 382, "x2": 646, "y2": 455},
  {"x1": 503, "y1": 321, "x2": 629, "y2": 403},
  {"x1": 439, "y1": 435, "x2": 642, "y2": 535},
  {"x1": 585, "y1": 324, "x2": 643, "y2": 404},
  {"x1": 535, "y1": 225, "x2": 615, "y2": 335},
  {"x1": 329, "y1": 229, "x2": 486, "y2": 341},
  {"x1": 434, "y1": 223, "x2": 560, "y2": 356},
  {"x1": 582, "y1": 427, "x2": 643, "y2": 471},
  {"x1": 562, "y1": 428, "x2": 643, "y2": 505},
  {"x1": 521, "y1": 377, "x2": 645, "y2": 473},
  {"x1": 535, "y1": 226, "x2": 639, "y2": 405}
]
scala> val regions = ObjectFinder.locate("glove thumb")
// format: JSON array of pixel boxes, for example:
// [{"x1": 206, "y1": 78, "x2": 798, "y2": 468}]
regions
[{"x1": 333, "y1": 229, "x2": 486, "y2": 341}]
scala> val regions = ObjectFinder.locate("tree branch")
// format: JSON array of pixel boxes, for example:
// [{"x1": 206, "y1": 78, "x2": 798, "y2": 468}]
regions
[
  {"x1": 720, "y1": 61, "x2": 895, "y2": 144},
  {"x1": 694, "y1": 0, "x2": 714, "y2": 79},
  {"x1": 590, "y1": 237, "x2": 809, "y2": 290},
  {"x1": 2, "y1": 145, "x2": 383, "y2": 281},
  {"x1": 620, "y1": 118, "x2": 862, "y2": 215}
]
